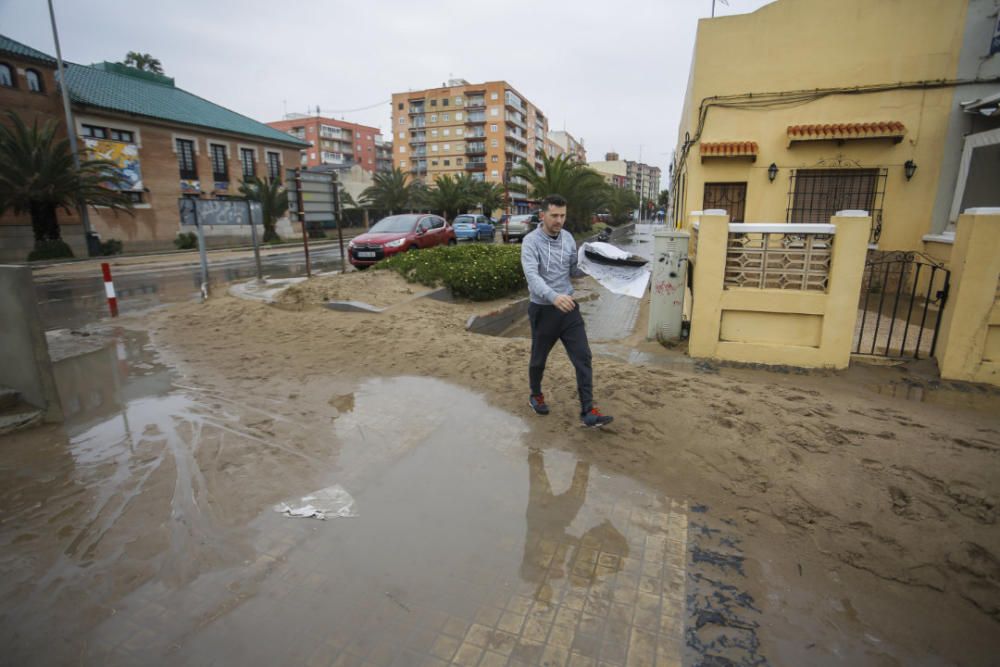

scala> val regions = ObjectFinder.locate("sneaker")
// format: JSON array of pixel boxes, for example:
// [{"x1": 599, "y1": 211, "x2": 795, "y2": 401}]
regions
[
  {"x1": 528, "y1": 394, "x2": 550, "y2": 415},
  {"x1": 581, "y1": 407, "x2": 613, "y2": 428}
]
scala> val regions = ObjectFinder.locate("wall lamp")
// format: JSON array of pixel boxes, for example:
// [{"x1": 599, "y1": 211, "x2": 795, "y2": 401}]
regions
[
  {"x1": 767, "y1": 163, "x2": 778, "y2": 182},
  {"x1": 904, "y1": 159, "x2": 917, "y2": 181}
]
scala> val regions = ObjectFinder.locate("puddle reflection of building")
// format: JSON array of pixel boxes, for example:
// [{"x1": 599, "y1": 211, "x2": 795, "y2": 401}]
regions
[{"x1": 521, "y1": 450, "x2": 628, "y2": 603}]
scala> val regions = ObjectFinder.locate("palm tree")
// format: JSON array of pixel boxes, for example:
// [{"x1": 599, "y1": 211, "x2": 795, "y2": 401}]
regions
[
  {"x1": 360, "y1": 167, "x2": 414, "y2": 215},
  {"x1": 476, "y1": 181, "x2": 507, "y2": 216},
  {"x1": 510, "y1": 154, "x2": 608, "y2": 233},
  {"x1": 121, "y1": 51, "x2": 164, "y2": 74},
  {"x1": 604, "y1": 187, "x2": 639, "y2": 225},
  {"x1": 0, "y1": 111, "x2": 134, "y2": 255},
  {"x1": 420, "y1": 174, "x2": 473, "y2": 221},
  {"x1": 239, "y1": 176, "x2": 287, "y2": 242}
]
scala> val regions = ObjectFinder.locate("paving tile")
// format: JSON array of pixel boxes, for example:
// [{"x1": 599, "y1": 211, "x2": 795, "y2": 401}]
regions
[
  {"x1": 451, "y1": 642, "x2": 483, "y2": 667},
  {"x1": 430, "y1": 635, "x2": 461, "y2": 662}
]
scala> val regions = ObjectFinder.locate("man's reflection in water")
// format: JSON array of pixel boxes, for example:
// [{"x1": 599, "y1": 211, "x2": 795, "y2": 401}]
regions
[{"x1": 521, "y1": 450, "x2": 627, "y2": 603}]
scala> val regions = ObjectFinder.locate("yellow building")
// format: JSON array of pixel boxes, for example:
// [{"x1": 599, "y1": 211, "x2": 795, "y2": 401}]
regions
[
  {"x1": 670, "y1": 0, "x2": 1000, "y2": 252},
  {"x1": 390, "y1": 79, "x2": 548, "y2": 213}
]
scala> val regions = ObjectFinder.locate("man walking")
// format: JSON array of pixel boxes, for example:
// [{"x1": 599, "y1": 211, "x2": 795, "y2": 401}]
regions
[{"x1": 521, "y1": 194, "x2": 613, "y2": 428}]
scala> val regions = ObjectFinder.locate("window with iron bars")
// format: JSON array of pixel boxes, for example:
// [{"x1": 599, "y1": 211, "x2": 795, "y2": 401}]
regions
[
  {"x1": 786, "y1": 168, "x2": 887, "y2": 244},
  {"x1": 176, "y1": 138, "x2": 197, "y2": 180},
  {"x1": 240, "y1": 148, "x2": 256, "y2": 179},
  {"x1": 267, "y1": 152, "x2": 282, "y2": 182},
  {"x1": 703, "y1": 182, "x2": 747, "y2": 222},
  {"x1": 210, "y1": 144, "x2": 228, "y2": 182}
]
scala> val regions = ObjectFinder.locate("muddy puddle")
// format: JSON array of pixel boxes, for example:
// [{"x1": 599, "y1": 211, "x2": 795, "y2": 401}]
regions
[{"x1": 0, "y1": 334, "x2": 712, "y2": 666}]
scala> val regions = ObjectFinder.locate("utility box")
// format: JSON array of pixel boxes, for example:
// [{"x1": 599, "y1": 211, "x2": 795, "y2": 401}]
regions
[{"x1": 647, "y1": 229, "x2": 690, "y2": 342}]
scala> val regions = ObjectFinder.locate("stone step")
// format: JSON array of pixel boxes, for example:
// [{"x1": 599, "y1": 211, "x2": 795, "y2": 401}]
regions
[
  {"x1": 0, "y1": 386, "x2": 20, "y2": 411},
  {"x1": 0, "y1": 402, "x2": 43, "y2": 436}
]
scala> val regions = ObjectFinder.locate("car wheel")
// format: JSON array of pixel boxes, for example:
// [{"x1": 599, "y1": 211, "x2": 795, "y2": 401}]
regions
[
  {"x1": 407, "y1": 245, "x2": 418, "y2": 252},
  {"x1": 356, "y1": 264, "x2": 369, "y2": 271},
  {"x1": 447, "y1": 238, "x2": 457, "y2": 246}
]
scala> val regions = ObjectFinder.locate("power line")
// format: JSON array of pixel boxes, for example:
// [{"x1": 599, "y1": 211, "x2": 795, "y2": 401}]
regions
[{"x1": 292, "y1": 99, "x2": 391, "y2": 117}]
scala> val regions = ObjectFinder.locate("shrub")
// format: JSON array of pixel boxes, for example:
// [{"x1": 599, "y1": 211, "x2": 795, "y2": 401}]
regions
[
  {"x1": 174, "y1": 232, "x2": 198, "y2": 249},
  {"x1": 100, "y1": 238, "x2": 123, "y2": 256},
  {"x1": 27, "y1": 239, "x2": 74, "y2": 261},
  {"x1": 376, "y1": 243, "x2": 526, "y2": 301}
]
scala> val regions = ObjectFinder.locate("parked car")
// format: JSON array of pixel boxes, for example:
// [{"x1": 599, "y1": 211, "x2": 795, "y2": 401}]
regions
[
  {"x1": 348, "y1": 214, "x2": 456, "y2": 269},
  {"x1": 453, "y1": 214, "x2": 496, "y2": 242},
  {"x1": 502, "y1": 213, "x2": 539, "y2": 243}
]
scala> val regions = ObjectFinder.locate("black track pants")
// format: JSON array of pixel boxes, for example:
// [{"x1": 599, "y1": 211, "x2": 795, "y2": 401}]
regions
[{"x1": 528, "y1": 302, "x2": 593, "y2": 415}]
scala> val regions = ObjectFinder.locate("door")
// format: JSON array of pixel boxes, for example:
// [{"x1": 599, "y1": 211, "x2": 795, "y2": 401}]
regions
[{"x1": 415, "y1": 217, "x2": 434, "y2": 248}]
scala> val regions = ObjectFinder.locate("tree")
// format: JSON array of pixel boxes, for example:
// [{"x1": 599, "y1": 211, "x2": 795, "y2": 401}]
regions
[
  {"x1": 474, "y1": 182, "x2": 506, "y2": 218},
  {"x1": 121, "y1": 52, "x2": 164, "y2": 74},
  {"x1": 657, "y1": 189, "x2": 669, "y2": 208},
  {"x1": 419, "y1": 174, "x2": 473, "y2": 221},
  {"x1": 360, "y1": 167, "x2": 415, "y2": 215},
  {"x1": 0, "y1": 111, "x2": 133, "y2": 257},
  {"x1": 603, "y1": 187, "x2": 639, "y2": 226},
  {"x1": 510, "y1": 154, "x2": 608, "y2": 233},
  {"x1": 239, "y1": 176, "x2": 287, "y2": 242}
]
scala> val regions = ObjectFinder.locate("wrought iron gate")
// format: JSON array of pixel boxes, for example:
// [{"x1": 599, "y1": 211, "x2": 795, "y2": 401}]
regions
[{"x1": 854, "y1": 252, "x2": 950, "y2": 359}]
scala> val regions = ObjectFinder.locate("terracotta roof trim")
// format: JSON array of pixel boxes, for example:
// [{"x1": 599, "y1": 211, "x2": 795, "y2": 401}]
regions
[
  {"x1": 699, "y1": 141, "x2": 759, "y2": 157},
  {"x1": 787, "y1": 122, "x2": 907, "y2": 140}
]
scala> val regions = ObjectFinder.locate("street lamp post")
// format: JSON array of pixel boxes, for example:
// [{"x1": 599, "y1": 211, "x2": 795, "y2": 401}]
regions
[{"x1": 48, "y1": 0, "x2": 95, "y2": 256}]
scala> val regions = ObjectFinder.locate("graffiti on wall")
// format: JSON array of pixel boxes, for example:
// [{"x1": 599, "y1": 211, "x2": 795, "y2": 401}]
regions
[{"x1": 84, "y1": 138, "x2": 143, "y2": 191}]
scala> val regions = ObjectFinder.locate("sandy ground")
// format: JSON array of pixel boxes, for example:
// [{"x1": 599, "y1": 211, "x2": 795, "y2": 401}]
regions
[{"x1": 144, "y1": 270, "x2": 1000, "y2": 663}]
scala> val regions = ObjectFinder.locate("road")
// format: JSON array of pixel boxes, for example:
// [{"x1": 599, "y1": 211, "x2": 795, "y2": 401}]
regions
[{"x1": 33, "y1": 244, "x2": 348, "y2": 330}]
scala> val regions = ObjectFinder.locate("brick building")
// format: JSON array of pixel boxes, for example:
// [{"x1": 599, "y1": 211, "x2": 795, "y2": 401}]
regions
[
  {"x1": 0, "y1": 35, "x2": 307, "y2": 260},
  {"x1": 391, "y1": 79, "x2": 549, "y2": 213},
  {"x1": 266, "y1": 115, "x2": 390, "y2": 173}
]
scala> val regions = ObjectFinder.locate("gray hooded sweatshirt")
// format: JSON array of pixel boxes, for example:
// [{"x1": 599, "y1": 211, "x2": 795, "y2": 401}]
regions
[{"x1": 520, "y1": 227, "x2": 584, "y2": 305}]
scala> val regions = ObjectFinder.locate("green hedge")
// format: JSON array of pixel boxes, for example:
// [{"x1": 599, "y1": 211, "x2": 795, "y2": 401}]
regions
[
  {"x1": 27, "y1": 240, "x2": 74, "y2": 261},
  {"x1": 376, "y1": 243, "x2": 526, "y2": 301}
]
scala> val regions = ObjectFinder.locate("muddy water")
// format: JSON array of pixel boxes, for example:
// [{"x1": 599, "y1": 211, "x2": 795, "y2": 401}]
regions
[{"x1": 0, "y1": 335, "x2": 708, "y2": 666}]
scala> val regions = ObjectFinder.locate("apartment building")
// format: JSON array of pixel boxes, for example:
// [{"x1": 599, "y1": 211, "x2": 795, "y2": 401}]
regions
[
  {"x1": 267, "y1": 115, "x2": 389, "y2": 173},
  {"x1": 391, "y1": 79, "x2": 549, "y2": 212},
  {"x1": 589, "y1": 152, "x2": 661, "y2": 202},
  {"x1": 549, "y1": 130, "x2": 587, "y2": 163}
]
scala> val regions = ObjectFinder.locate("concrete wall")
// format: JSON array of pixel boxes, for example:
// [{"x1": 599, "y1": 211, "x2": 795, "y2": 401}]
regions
[
  {"x1": 688, "y1": 212, "x2": 869, "y2": 369},
  {"x1": 936, "y1": 210, "x2": 1000, "y2": 385},
  {"x1": 0, "y1": 265, "x2": 61, "y2": 420},
  {"x1": 672, "y1": 0, "x2": 970, "y2": 252}
]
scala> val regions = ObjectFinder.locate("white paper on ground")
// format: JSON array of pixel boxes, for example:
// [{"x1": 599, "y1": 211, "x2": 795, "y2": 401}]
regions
[
  {"x1": 274, "y1": 484, "x2": 358, "y2": 520},
  {"x1": 577, "y1": 243, "x2": 650, "y2": 299}
]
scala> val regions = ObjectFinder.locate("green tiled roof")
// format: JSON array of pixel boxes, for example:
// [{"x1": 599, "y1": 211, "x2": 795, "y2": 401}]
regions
[
  {"x1": 0, "y1": 34, "x2": 57, "y2": 65},
  {"x1": 63, "y1": 61, "x2": 308, "y2": 147}
]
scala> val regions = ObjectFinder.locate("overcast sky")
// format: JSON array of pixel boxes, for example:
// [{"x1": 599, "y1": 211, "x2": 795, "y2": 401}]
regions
[{"x1": 2, "y1": 0, "x2": 775, "y2": 177}]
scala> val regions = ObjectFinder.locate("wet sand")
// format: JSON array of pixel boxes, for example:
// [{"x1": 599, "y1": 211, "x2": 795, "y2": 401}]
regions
[{"x1": 1, "y1": 269, "x2": 998, "y2": 666}]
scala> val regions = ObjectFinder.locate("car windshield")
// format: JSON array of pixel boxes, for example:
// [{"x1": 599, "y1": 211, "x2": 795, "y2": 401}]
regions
[
  {"x1": 454, "y1": 216, "x2": 475, "y2": 225},
  {"x1": 512, "y1": 215, "x2": 533, "y2": 223},
  {"x1": 369, "y1": 215, "x2": 417, "y2": 233}
]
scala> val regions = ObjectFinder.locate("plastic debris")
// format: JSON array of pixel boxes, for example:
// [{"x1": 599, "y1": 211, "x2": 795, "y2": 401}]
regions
[
  {"x1": 274, "y1": 484, "x2": 358, "y2": 520},
  {"x1": 578, "y1": 243, "x2": 651, "y2": 299}
]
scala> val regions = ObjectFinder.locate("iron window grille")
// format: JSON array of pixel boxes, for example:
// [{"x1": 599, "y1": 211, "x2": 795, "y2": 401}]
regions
[
  {"x1": 176, "y1": 138, "x2": 197, "y2": 180},
  {"x1": 240, "y1": 148, "x2": 256, "y2": 179},
  {"x1": 267, "y1": 152, "x2": 281, "y2": 182},
  {"x1": 210, "y1": 145, "x2": 228, "y2": 182},
  {"x1": 786, "y1": 168, "x2": 887, "y2": 244},
  {"x1": 703, "y1": 182, "x2": 747, "y2": 222}
]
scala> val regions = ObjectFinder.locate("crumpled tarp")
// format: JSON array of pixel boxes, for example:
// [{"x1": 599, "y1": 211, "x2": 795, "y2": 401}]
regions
[
  {"x1": 577, "y1": 242, "x2": 651, "y2": 299},
  {"x1": 274, "y1": 484, "x2": 358, "y2": 520}
]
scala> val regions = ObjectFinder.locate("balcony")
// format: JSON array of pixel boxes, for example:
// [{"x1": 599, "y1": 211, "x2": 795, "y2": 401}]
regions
[
  {"x1": 465, "y1": 160, "x2": 486, "y2": 172},
  {"x1": 411, "y1": 119, "x2": 426, "y2": 129},
  {"x1": 412, "y1": 149, "x2": 427, "y2": 157},
  {"x1": 465, "y1": 98, "x2": 485, "y2": 110},
  {"x1": 464, "y1": 129, "x2": 486, "y2": 139},
  {"x1": 410, "y1": 133, "x2": 426, "y2": 144},
  {"x1": 504, "y1": 95, "x2": 525, "y2": 112},
  {"x1": 505, "y1": 113, "x2": 526, "y2": 129},
  {"x1": 505, "y1": 131, "x2": 527, "y2": 145},
  {"x1": 409, "y1": 105, "x2": 425, "y2": 115},
  {"x1": 465, "y1": 113, "x2": 486, "y2": 124},
  {"x1": 466, "y1": 142, "x2": 486, "y2": 155}
]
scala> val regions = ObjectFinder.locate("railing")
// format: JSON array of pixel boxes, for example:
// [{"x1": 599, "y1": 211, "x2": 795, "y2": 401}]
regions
[
  {"x1": 466, "y1": 114, "x2": 486, "y2": 123},
  {"x1": 722, "y1": 223, "x2": 834, "y2": 292},
  {"x1": 505, "y1": 112, "x2": 525, "y2": 129},
  {"x1": 505, "y1": 131, "x2": 526, "y2": 144},
  {"x1": 466, "y1": 98, "x2": 485, "y2": 109},
  {"x1": 466, "y1": 142, "x2": 486, "y2": 154}
]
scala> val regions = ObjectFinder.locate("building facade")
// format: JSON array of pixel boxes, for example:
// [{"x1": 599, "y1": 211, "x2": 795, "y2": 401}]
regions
[
  {"x1": 548, "y1": 130, "x2": 587, "y2": 163},
  {"x1": 589, "y1": 152, "x2": 662, "y2": 206},
  {"x1": 0, "y1": 35, "x2": 307, "y2": 259},
  {"x1": 390, "y1": 79, "x2": 549, "y2": 213},
  {"x1": 266, "y1": 115, "x2": 388, "y2": 174},
  {"x1": 669, "y1": 0, "x2": 999, "y2": 250}
]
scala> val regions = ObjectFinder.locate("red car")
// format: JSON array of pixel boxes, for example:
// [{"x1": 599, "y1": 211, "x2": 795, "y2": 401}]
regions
[{"x1": 348, "y1": 214, "x2": 456, "y2": 269}]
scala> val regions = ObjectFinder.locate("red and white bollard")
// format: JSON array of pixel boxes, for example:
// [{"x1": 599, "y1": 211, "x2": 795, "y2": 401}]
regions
[{"x1": 101, "y1": 262, "x2": 118, "y2": 317}]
